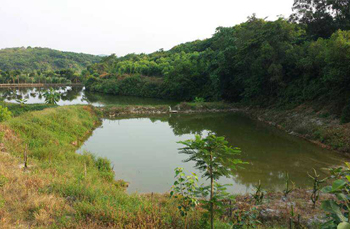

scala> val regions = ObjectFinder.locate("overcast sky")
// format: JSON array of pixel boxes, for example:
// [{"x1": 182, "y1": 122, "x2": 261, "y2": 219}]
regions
[{"x1": 0, "y1": 0, "x2": 294, "y2": 56}]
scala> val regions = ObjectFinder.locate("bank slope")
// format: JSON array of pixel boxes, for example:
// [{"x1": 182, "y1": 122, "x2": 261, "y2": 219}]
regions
[{"x1": 0, "y1": 105, "x2": 201, "y2": 228}]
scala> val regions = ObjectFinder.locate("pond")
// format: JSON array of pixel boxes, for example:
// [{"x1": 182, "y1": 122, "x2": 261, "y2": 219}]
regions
[
  {"x1": 77, "y1": 112, "x2": 347, "y2": 194},
  {"x1": 0, "y1": 86, "x2": 176, "y2": 106}
]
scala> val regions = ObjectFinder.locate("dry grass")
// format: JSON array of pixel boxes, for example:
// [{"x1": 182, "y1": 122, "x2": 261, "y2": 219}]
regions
[{"x1": 0, "y1": 143, "x2": 73, "y2": 228}]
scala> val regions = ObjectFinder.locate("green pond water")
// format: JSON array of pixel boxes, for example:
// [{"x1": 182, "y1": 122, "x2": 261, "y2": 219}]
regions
[{"x1": 77, "y1": 112, "x2": 347, "y2": 194}]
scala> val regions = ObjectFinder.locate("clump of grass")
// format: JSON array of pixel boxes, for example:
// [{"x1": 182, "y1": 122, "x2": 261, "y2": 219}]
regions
[{"x1": 0, "y1": 105, "x2": 11, "y2": 122}]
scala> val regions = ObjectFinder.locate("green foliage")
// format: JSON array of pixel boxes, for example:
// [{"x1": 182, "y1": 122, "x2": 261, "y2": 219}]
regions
[
  {"x1": 252, "y1": 180, "x2": 264, "y2": 205},
  {"x1": 178, "y1": 133, "x2": 247, "y2": 229},
  {"x1": 283, "y1": 172, "x2": 295, "y2": 198},
  {"x1": 321, "y1": 162, "x2": 350, "y2": 228},
  {"x1": 290, "y1": 0, "x2": 350, "y2": 39},
  {"x1": 194, "y1": 97, "x2": 205, "y2": 103},
  {"x1": 43, "y1": 88, "x2": 61, "y2": 104},
  {"x1": 15, "y1": 98, "x2": 27, "y2": 106},
  {"x1": 0, "y1": 47, "x2": 101, "y2": 72},
  {"x1": 170, "y1": 167, "x2": 198, "y2": 229},
  {"x1": 83, "y1": 16, "x2": 350, "y2": 117},
  {"x1": 0, "y1": 68, "x2": 80, "y2": 84},
  {"x1": 196, "y1": 182, "x2": 235, "y2": 223},
  {"x1": 230, "y1": 207, "x2": 261, "y2": 228},
  {"x1": 0, "y1": 105, "x2": 12, "y2": 122}
]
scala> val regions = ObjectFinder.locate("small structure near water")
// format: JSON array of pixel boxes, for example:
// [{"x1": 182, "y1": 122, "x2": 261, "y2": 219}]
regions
[{"x1": 169, "y1": 106, "x2": 178, "y2": 113}]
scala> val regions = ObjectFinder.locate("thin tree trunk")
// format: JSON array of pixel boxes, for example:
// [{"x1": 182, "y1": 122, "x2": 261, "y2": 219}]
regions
[
  {"x1": 210, "y1": 153, "x2": 214, "y2": 229},
  {"x1": 210, "y1": 175, "x2": 214, "y2": 229}
]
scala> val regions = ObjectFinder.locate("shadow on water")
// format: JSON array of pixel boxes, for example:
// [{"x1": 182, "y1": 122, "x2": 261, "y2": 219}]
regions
[{"x1": 77, "y1": 112, "x2": 347, "y2": 194}]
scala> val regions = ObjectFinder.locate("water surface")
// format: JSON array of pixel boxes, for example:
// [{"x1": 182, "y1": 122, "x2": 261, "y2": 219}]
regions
[
  {"x1": 77, "y1": 113, "x2": 347, "y2": 194},
  {"x1": 0, "y1": 86, "x2": 176, "y2": 106}
]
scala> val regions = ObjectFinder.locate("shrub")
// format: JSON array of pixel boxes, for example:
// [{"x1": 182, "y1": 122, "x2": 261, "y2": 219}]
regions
[
  {"x1": 0, "y1": 105, "x2": 12, "y2": 122},
  {"x1": 94, "y1": 157, "x2": 114, "y2": 181},
  {"x1": 193, "y1": 97, "x2": 205, "y2": 103}
]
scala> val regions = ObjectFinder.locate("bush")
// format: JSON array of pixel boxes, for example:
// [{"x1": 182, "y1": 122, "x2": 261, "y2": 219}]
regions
[
  {"x1": 95, "y1": 157, "x2": 112, "y2": 172},
  {"x1": 341, "y1": 102, "x2": 350, "y2": 124},
  {"x1": 94, "y1": 157, "x2": 114, "y2": 181},
  {"x1": 0, "y1": 106, "x2": 12, "y2": 122},
  {"x1": 194, "y1": 97, "x2": 205, "y2": 103}
]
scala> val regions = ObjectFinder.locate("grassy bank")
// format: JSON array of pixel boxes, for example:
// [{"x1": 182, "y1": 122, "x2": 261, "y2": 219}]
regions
[{"x1": 0, "y1": 105, "x2": 207, "y2": 228}]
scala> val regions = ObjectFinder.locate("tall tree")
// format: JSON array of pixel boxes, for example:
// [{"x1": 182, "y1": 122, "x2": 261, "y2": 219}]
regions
[{"x1": 290, "y1": 0, "x2": 350, "y2": 39}]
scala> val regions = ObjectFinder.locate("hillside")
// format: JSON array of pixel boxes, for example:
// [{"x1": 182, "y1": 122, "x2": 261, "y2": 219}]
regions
[{"x1": 0, "y1": 47, "x2": 101, "y2": 72}]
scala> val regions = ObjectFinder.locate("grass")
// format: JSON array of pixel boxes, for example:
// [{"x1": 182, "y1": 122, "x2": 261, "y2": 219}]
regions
[
  {"x1": 0, "y1": 101, "x2": 56, "y2": 117},
  {"x1": 0, "y1": 105, "x2": 206, "y2": 228}
]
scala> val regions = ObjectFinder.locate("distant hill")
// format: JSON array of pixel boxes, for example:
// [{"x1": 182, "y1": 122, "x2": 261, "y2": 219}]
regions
[{"x1": 0, "y1": 47, "x2": 101, "y2": 72}]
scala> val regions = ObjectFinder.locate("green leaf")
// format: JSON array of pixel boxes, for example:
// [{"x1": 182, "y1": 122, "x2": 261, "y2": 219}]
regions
[
  {"x1": 345, "y1": 162, "x2": 350, "y2": 170},
  {"x1": 322, "y1": 200, "x2": 348, "y2": 222},
  {"x1": 332, "y1": 179, "x2": 347, "y2": 192},
  {"x1": 346, "y1": 176, "x2": 350, "y2": 183},
  {"x1": 321, "y1": 186, "x2": 332, "y2": 193},
  {"x1": 336, "y1": 193, "x2": 349, "y2": 201}
]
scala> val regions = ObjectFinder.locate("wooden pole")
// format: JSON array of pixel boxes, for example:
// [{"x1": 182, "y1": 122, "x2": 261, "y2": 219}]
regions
[{"x1": 24, "y1": 144, "x2": 28, "y2": 169}]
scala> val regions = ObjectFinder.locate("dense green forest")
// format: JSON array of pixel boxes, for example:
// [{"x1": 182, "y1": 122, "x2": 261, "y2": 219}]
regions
[
  {"x1": 83, "y1": 0, "x2": 350, "y2": 120},
  {"x1": 0, "y1": 47, "x2": 101, "y2": 72}
]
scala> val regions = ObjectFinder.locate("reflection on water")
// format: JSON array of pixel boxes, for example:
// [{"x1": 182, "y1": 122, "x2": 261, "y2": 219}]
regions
[
  {"x1": 77, "y1": 113, "x2": 347, "y2": 194},
  {"x1": 0, "y1": 86, "x2": 177, "y2": 106}
]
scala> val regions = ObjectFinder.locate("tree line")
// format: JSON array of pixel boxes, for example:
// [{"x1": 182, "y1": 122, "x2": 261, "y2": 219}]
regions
[
  {"x1": 83, "y1": 0, "x2": 350, "y2": 120},
  {"x1": 0, "y1": 69, "x2": 82, "y2": 84}
]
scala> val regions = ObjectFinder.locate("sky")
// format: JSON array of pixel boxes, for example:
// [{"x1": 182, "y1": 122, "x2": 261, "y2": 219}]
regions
[{"x1": 0, "y1": 0, "x2": 294, "y2": 56}]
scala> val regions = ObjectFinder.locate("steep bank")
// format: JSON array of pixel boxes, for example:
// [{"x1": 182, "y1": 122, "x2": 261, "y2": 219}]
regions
[
  {"x1": 96, "y1": 102, "x2": 238, "y2": 118},
  {"x1": 242, "y1": 104, "x2": 350, "y2": 154}
]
